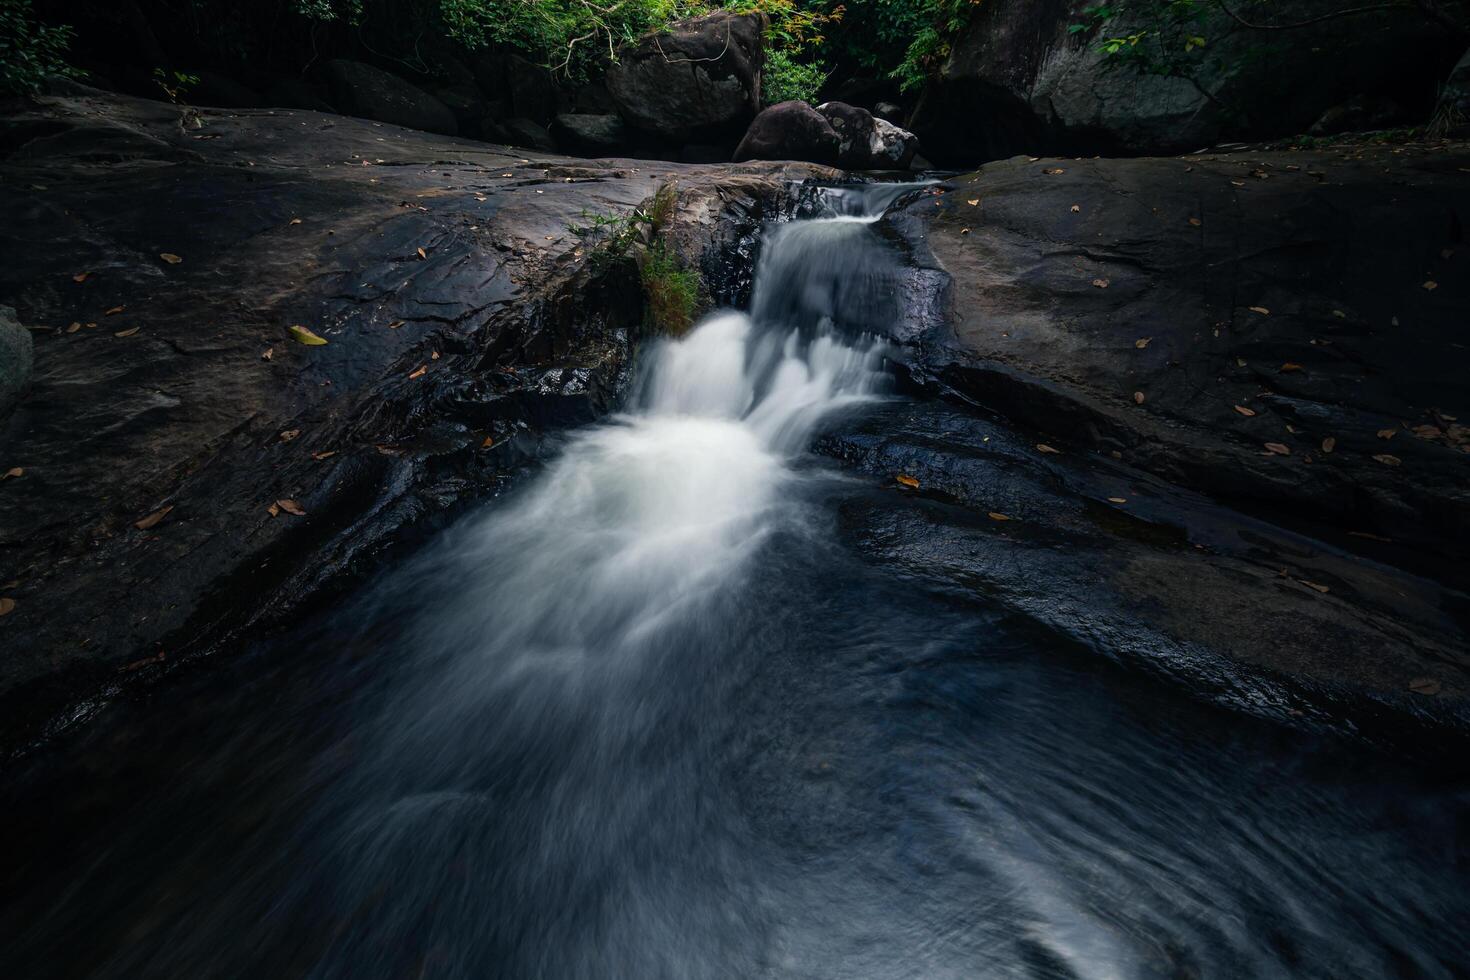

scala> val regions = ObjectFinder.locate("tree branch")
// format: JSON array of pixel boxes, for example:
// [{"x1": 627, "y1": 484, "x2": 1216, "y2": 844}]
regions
[{"x1": 1211, "y1": 0, "x2": 1411, "y2": 30}]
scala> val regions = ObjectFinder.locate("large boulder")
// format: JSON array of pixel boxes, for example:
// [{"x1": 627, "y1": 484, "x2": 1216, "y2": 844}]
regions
[
  {"x1": 1435, "y1": 46, "x2": 1470, "y2": 135},
  {"x1": 607, "y1": 11, "x2": 764, "y2": 143},
  {"x1": 0, "y1": 306, "x2": 32, "y2": 419},
  {"x1": 911, "y1": 0, "x2": 1461, "y2": 163},
  {"x1": 323, "y1": 59, "x2": 458, "y2": 136},
  {"x1": 487, "y1": 116, "x2": 557, "y2": 152},
  {"x1": 551, "y1": 114, "x2": 629, "y2": 156},
  {"x1": 816, "y1": 101, "x2": 919, "y2": 169},
  {"x1": 733, "y1": 101, "x2": 839, "y2": 165}
]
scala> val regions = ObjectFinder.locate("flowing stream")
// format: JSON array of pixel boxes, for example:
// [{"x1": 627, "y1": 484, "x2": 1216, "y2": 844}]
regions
[{"x1": 2, "y1": 185, "x2": 1467, "y2": 979}]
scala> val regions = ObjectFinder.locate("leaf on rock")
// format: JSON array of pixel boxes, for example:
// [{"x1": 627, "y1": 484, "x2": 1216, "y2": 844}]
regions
[
  {"x1": 1408, "y1": 677, "x2": 1442, "y2": 696},
  {"x1": 0, "y1": 597, "x2": 14, "y2": 616},
  {"x1": 311, "y1": 450, "x2": 336, "y2": 460},
  {"x1": 66, "y1": 322, "x2": 80, "y2": 334},
  {"x1": 1233, "y1": 405, "x2": 1256, "y2": 417},
  {"x1": 134, "y1": 505, "x2": 173, "y2": 530},
  {"x1": 387, "y1": 320, "x2": 405, "y2": 329},
  {"x1": 1298, "y1": 580, "x2": 1330, "y2": 594},
  {"x1": 114, "y1": 327, "x2": 140, "y2": 338},
  {"x1": 105, "y1": 305, "x2": 125, "y2": 316},
  {"x1": 480, "y1": 436, "x2": 494, "y2": 449},
  {"x1": 987, "y1": 512, "x2": 1010, "y2": 521},
  {"x1": 408, "y1": 364, "x2": 428, "y2": 380},
  {"x1": 1321, "y1": 437, "x2": 1336, "y2": 453},
  {"x1": 1043, "y1": 168, "x2": 1065, "y2": 175},
  {"x1": 160, "y1": 253, "x2": 183, "y2": 265},
  {"x1": 1092, "y1": 278, "x2": 1110, "y2": 288},
  {"x1": 966, "y1": 199, "x2": 979, "y2": 206},
  {"x1": 1422, "y1": 280, "x2": 1437, "y2": 291},
  {"x1": 289, "y1": 217, "x2": 302, "y2": 225},
  {"x1": 1376, "y1": 428, "x2": 1396, "y2": 440},
  {"x1": 1279, "y1": 362, "x2": 1303, "y2": 373},
  {"x1": 1135, "y1": 337, "x2": 1151, "y2": 349},
  {"x1": 1, "y1": 467, "x2": 22, "y2": 480},
  {"x1": 289, "y1": 325, "x2": 328, "y2": 346},
  {"x1": 896, "y1": 474, "x2": 920, "y2": 488},
  {"x1": 1107, "y1": 497, "x2": 1127, "y2": 504},
  {"x1": 1372, "y1": 454, "x2": 1401, "y2": 466},
  {"x1": 416, "y1": 247, "x2": 428, "y2": 260},
  {"x1": 1264, "y1": 442, "x2": 1291, "y2": 455},
  {"x1": 1070, "y1": 204, "x2": 1081, "y2": 213},
  {"x1": 276, "y1": 498, "x2": 306, "y2": 516},
  {"x1": 262, "y1": 347, "x2": 273, "y2": 360},
  {"x1": 280, "y1": 429, "x2": 301, "y2": 442},
  {"x1": 1037, "y1": 443, "x2": 1060, "y2": 454},
  {"x1": 1133, "y1": 391, "x2": 1145, "y2": 404},
  {"x1": 72, "y1": 272, "x2": 90, "y2": 283},
  {"x1": 1248, "y1": 306, "x2": 1269, "y2": 315},
  {"x1": 1188, "y1": 217, "x2": 1202, "y2": 226}
]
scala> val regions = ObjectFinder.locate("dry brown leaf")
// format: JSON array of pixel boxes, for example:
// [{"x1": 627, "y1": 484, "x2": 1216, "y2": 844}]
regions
[
  {"x1": 311, "y1": 450, "x2": 337, "y2": 460},
  {"x1": 1092, "y1": 278, "x2": 1110, "y2": 288},
  {"x1": 1107, "y1": 497, "x2": 1127, "y2": 504},
  {"x1": 1037, "y1": 443, "x2": 1059, "y2": 454},
  {"x1": 1187, "y1": 217, "x2": 1202, "y2": 227},
  {"x1": 1376, "y1": 428, "x2": 1396, "y2": 440},
  {"x1": 966, "y1": 199, "x2": 979, "y2": 206},
  {"x1": 416, "y1": 246, "x2": 428, "y2": 260},
  {"x1": 960, "y1": 227, "x2": 970, "y2": 235},
  {"x1": 431, "y1": 351, "x2": 441, "y2": 360},
  {"x1": 1298, "y1": 580, "x2": 1330, "y2": 594},
  {"x1": 1233, "y1": 405, "x2": 1256, "y2": 417},
  {"x1": 1248, "y1": 306, "x2": 1270, "y2": 315},
  {"x1": 72, "y1": 272, "x2": 90, "y2": 283},
  {"x1": 267, "y1": 502, "x2": 280, "y2": 517},
  {"x1": 1235, "y1": 357, "x2": 1247, "y2": 367},
  {"x1": 1264, "y1": 442, "x2": 1291, "y2": 455},
  {"x1": 134, "y1": 505, "x2": 173, "y2": 530},
  {"x1": 987, "y1": 512, "x2": 1010, "y2": 521},
  {"x1": 1408, "y1": 677, "x2": 1442, "y2": 696},
  {"x1": 276, "y1": 498, "x2": 306, "y2": 516},
  {"x1": 408, "y1": 364, "x2": 428, "y2": 380},
  {"x1": 1279, "y1": 362, "x2": 1303, "y2": 373},
  {"x1": 280, "y1": 429, "x2": 301, "y2": 442},
  {"x1": 1133, "y1": 391, "x2": 1145, "y2": 405},
  {"x1": 387, "y1": 320, "x2": 405, "y2": 329},
  {"x1": 1322, "y1": 436, "x2": 1336, "y2": 453},
  {"x1": 262, "y1": 347, "x2": 273, "y2": 360},
  {"x1": 896, "y1": 474, "x2": 920, "y2": 488},
  {"x1": 160, "y1": 253, "x2": 183, "y2": 265},
  {"x1": 480, "y1": 436, "x2": 494, "y2": 449},
  {"x1": 105, "y1": 305, "x2": 125, "y2": 316},
  {"x1": 1134, "y1": 337, "x2": 1151, "y2": 349},
  {"x1": 289, "y1": 217, "x2": 302, "y2": 225},
  {"x1": 1070, "y1": 204, "x2": 1081, "y2": 213},
  {"x1": 0, "y1": 597, "x2": 14, "y2": 616},
  {"x1": 1422, "y1": 280, "x2": 1438, "y2": 291},
  {"x1": 1372, "y1": 454, "x2": 1401, "y2": 466},
  {"x1": 1, "y1": 467, "x2": 22, "y2": 480},
  {"x1": 114, "y1": 327, "x2": 140, "y2": 338},
  {"x1": 66, "y1": 322, "x2": 81, "y2": 334},
  {"x1": 1043, "y1": 168, "x2": 1065, "y2": 175}
]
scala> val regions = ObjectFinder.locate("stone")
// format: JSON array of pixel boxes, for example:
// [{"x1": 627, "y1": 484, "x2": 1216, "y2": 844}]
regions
[
  {"x1": 488, "y1": 116, "x2": 557, "y2": 152},
  {"x1": 551, "y1": 114, "x2": 629, "y2": 156},
  {"x1": 607, "y1": 11, "x2": 764, "y2": 143},
  {"x1": 733, "y1": 101, "x2": 839, "y2": 165},
  {"x1": 323, "y1": 59, "x2": 458, "y2": 136},
  {"x1": 816, "y1": 100, "x2": 919, "y2": 169},
  {"x1": 0, "y1": 306, "x2": 33, "y2": 419},
  {"x1": 1309, "y1": 95, "x2": 1405, "y2": 135}
]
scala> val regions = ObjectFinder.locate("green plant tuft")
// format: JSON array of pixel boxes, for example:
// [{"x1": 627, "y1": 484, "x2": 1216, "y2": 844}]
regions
[
  {"x1": 640, "y1": 243, "x2": 700, "y2": 335},
  {"x1": 0, "y1": 0, "x2": 81, "y2": 96}
]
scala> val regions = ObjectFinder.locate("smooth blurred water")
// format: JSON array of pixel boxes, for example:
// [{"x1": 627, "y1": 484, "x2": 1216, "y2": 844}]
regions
[{"x1": 1, "y1": 184, "x2": 1466, "y2": 980}]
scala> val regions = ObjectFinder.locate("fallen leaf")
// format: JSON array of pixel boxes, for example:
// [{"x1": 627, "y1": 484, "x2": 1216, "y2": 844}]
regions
[
  {"x1": 261, "y1": 347, "x2": 273, "y2": 360},
  {"x1": 408, "y1": 364, "x2": 427, "y2": 379},
  {"x1": 134, "y1": 505, "x2": 173, "y2": 530},
  {"x1": 1133, "y1": 391, "x2": 1145, "y2": 404},
  {"x1": 387, "y1": 320, "x2": 405, "y2": 329},
  {"x1": 1376, "y1": 428, "x2": 1396, "y2": 440},
  {"x1": 1070, "y1": 204, "x2": 1081, "y2": 213},
  {"x1": 280, "y1": 429, "x2": 301, "y2": 442},
  {"x1": 966, "y1": 199, "x2": 979, "y2": 206},
  {"x1": 1279, "y1": 362, "x2": 1303, "y2": 373},
  {"x1": 1322, "y1": 436, "x2": 1336, "y2": 453},
  {"x1": 311, "y1": 450, "x2": 337, "y2": 460},
  {"x1": 1264, "y1": 442, "x2": 1291, "y2": 455},
  {"x1": 1043, "y1": 168, "x2": 1065, "y2": 175},
  {"x1": 1233, "y1": 405, "x2": 1256, "y2": 417},
  {"x1": 1248, "y1": 306, "x2": 1270, "y2": 315},
  {"x1": 276, "y1": 498, "x2": 306, "y2": 516},
  {"x1": 267, "y1": 502, "x2": 280, "y2": 517},
  {"x1": 1107, "y1": 497, "x2": 1127, "y2": 504},
  {"x1": 0, "y1": 597, "x2": 14, "y2": 616},
  {"x1": 1298, "y1": 580, "x2": 1330, "y2": 594},
  {"x1": 1236, "y1": 357, "x2": 1248, "y2": 367},
  {"x1": 480, "y1": 436, "x2": 494, "y2": 450},
  {"x1": 72, "y1": 272, "x2": 90, "y2": 283},
  {"x1": 896, "y1": 474, "x2": 920, "y2": 488},
  {"x1": 1408, "y1": 677, "x2": 1441, "y2": 696},
  {"x1": 289, "y1": 325, "x2": 328, "y2": 346},
  {"x1": 1092, "y1": 278, "x2": 1110, "y2": 288},
  {"x1": 289, "y1": 217, "x2": 302, "y2": 225},
  {"x1": 1, "y1": 467, "x2": 22, "y2": 480},
  {"x1": 416, "y1": 247, "x2": 428, "y2": 260},
  {"x1": 114, "y1": 327, "x2": 140, "y2": 338},
  {"x1": 960, "y1": 227, "x2": 970, "y2": 235},
  {"x1": 1187, "y1": 217, "x2": 1202, "y2": 226},
  {"x1": 1372, "y1": 454, "x2": 1401, "y2": 466},
  {"x1": 1348, "y1": 530, "x2": 1389, "y2": 542},
  {"x1": 105, "y1": 305, "x2": 125, "y2": 316},
  {"x1": 987, "y1": 512, "x2": 1010, "y2": 521},
  {"x1": 66, "y1": 322, "x2": 80, "y2": 334},
  {"x1": 1036, "y1": 443, "x2": 1059, "y2": 454},
  {"x1": 1134, "y1": 337, "x2": 1151, "y2": 349},
  {"x1": 431, "y1": 351, "x2": 441, "y2": 360},
  {"x1": 1422, "y1": 280, "x2": 1437, "y2": 291},
  {"x1": 159, "y1": 252, "x2": 183, "y2": 265}
]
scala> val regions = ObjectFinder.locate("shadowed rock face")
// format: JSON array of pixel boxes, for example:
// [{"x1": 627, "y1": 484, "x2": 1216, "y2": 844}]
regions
[
  {"x1": 734, "y1": 100, "x2": 839, "y2": 165},
  {"x1": 607, "y1": 11, "x2": 765, "y2": 144},
  {"x1": 0, "y1": 86, "x2": 829, "y2": 749},
  {"x1": 324, "y1": 59, "x2": 459, "y2": 137}
]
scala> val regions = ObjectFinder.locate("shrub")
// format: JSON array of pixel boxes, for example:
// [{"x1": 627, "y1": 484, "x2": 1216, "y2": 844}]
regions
[
  {"x1": 640, "y1": 243, "x2": 700, "y2": 335},
  {"x1": 0, "y1": 0, "x2": 79, "y2": 95},
  {"x1": 763, "y1": 48, "x2": 827, "y2": 104}
]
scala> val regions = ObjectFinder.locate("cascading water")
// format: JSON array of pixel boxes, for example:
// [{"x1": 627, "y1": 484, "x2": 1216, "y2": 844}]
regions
[{"x1": 4, "y1": 182, "x2": 1467, "y2": 980}]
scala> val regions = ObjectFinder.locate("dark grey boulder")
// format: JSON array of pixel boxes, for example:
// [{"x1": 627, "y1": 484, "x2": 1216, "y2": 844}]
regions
[
  {"x1": 1434, "y1": 46, "x2": 1470, "y2": 135},
  {"x1": 816, "y1": 101, "x2": 919, "y2": 169},
  {"x1": 262, "y1": 77, "x2": 334, "y2": 113},
  {"x1": 488, "y1": 116, "x2": 557, "y2": 152},
  {"x1": 188, "y1": 70, "x2": 260, "y2": 109},
  {"x1": 323, "y1": 59, "x2": 458, "y2": 136},
  {"x1": 1310, "y1": 95, "x2": 1405, "y2": 136},
  {"x1": 0, "y1": 306, "x2": 32, "y2": 420},
  {"x1": 733, "y1": 101, "x2": 838, "y2": 165},
  {"x1": 551, "y1": 114, "x2": 628, "y2": 156},
  {"x1": 607, "y1": 11, "x2": 764, "y2": 143}
]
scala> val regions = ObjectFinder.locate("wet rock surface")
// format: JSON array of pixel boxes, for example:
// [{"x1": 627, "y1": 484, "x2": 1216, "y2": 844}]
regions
[
  {"x1": 0, "y1": 87, "x2": 824, "y2": 749},
  {"x1": 857, "y1": 147, "x2": 1470, "y2": 722}
]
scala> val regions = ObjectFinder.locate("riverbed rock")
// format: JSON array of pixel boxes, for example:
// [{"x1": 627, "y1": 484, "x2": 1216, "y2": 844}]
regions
[
  {"x1": 911, "y1": 0, "x2": 1461, "y2": 163},
  {"x1": 488, "y1": 116, "x2": 557, "y2": 152},
  {"x1": 733, "y1": 101, "x2": 839, "y2": 165},
  {"x1": 607, "y1": 11, "x2": 765, "y2": 143},
  {"x1": 324, "y1": 59, "x2": 458, "y2": 136},
  {"x1": 816, "y1": 101, "x2": 919, "y2": 169},
  {"x1": 551, "y1": 113, "x2": 629, "y2": 157},
  {"x1": 0, "y1": 306, "x2": 33, "y2": 419}
]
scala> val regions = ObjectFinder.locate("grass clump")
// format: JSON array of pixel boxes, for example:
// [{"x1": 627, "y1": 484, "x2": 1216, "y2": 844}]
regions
[{"x1": 639, "y1": 243, "x2": 699, "y2": 335}]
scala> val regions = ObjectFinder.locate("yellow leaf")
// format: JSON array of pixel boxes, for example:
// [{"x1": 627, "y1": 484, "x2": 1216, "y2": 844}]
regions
[
  {"x1": 276, "y1": 498, "x2": 306, "y2": 516},
  {"x1": 135, "y1": 505, "x2": 173, "y2": 530},
  {"x1": 1321, "y1": 436, "x2": 1335, "y2": 453},
  {"x1": 290, "y1": 325, "x2": 328, "y2": 346},
  {"x1": 159, "y1": 253, "x2": 183, "y2": 265},
  {"x1": 1233, "y1": 405, "x2": 1256, "y2": 417},
  {"x1": 896, "y1": 474, "x2": 919, "y2": 488},
  {"x1": 1264, "y1": 442, "x2": 1291, "y2": 455},
  {"x1": 114, "y1": 327, "x2": 140, "y2": 338}
]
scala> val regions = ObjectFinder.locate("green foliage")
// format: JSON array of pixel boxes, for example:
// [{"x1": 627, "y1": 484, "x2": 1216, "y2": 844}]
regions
[
  {"x1": 871, "y1": 0, "x2": 981, "y2": 94},
  {"x1": 1070, "y1": 0, "x2": 1211, "y2": 82},
  {"x1": 763, "y1": 48, "x2": 827, "y2": 104},
  {"x1": 640, "y1": 243, "x2": 699, "y2": 334},
  {"x1": 152, "y1": 68, "x2": 200, "y2": 104},
  {"x1": 0, "y1": 0, "x2": 80, "y2": 95}
]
